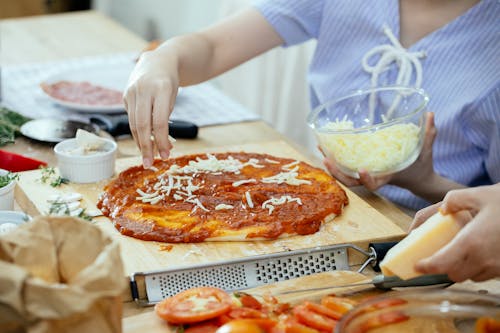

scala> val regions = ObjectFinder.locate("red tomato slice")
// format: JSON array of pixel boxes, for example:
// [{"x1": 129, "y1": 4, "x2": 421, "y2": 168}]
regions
[
  {"x1": 304, "y1": 301, "x2": 343, "y2": 320},
  {"x1": 371, "y1": 298, "x2": 407, "y2": 310},
  {"x1": 293, "y1": 304, "x2": 338, "y2": 332},
  {"x1": 155, "y1": 287, "x2": 232, "y2": 324},
  {"x1": 228, "y1": 307, "x2": 267, "y2": 319},
  {"x1": 271, "y1": 316, "x2": 321, "y2": 333},
  {"x1": 216, "y1": 318, "x2": 277, "y2": 333},
  {"x1": 321, "y1": 296, "x2": 358, "y2": 315},
  {"x1": 475, "y1": 317, "x2": 500, "y2": 333},
  {"x1": 236, "y1": 293, "x2": 263, "y2": 310},
  {"x1": 358, "y1": 310, "x2": 409, "y2": 333}
]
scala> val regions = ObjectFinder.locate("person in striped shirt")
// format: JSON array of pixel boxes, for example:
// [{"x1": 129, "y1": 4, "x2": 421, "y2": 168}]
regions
[{"x1": 124, "y1": 0, "x2": 499, "y2": 212}]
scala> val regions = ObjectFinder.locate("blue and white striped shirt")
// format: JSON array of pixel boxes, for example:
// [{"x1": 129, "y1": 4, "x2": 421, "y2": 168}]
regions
[{"x1": 254, "y1": 0, "x2": 500, "y2": 210}]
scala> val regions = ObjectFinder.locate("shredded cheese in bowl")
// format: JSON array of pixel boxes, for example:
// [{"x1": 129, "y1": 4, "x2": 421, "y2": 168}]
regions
[{"x1": 317, "y1": 120, "x2": 422, "y2": 177}]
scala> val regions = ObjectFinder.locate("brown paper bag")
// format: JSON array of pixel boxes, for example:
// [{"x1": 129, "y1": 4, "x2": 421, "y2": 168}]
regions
[{"x1": 0, "y1": 216, "x2": 127, "y2": 333}]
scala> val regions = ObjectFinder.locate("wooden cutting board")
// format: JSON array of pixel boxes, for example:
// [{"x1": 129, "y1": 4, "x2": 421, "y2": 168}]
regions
[
  {"x1": 15, "y1": 140, "x2": 406, "y2": 277},
  {"x1": 122, "y1": 270, "x2": 379, "y2": 333}
]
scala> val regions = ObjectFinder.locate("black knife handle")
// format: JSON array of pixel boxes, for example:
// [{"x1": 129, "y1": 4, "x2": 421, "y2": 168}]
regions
[
  {"x1": 369, "y1": 242, "x2": 399, "y2": 272},
  {"x1": 169, "y1": 119, "x2": 198, "y2": 139},
  {"x1": 89, "y1": 114, "x2": 198, "y2": 139},
  {"x1": 372, "y1": 274, "x2": 453, "y2": 290}
]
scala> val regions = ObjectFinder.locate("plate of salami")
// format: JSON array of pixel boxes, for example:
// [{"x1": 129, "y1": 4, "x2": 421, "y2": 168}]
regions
[{"x1": 40, "y1": 62, "x2": 134, "y2": 113}]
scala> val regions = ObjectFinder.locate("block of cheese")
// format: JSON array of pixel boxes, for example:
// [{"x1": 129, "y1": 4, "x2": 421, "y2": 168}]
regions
[{"x1": 380, "y1": 211, "x2": 461, "y2": 279}]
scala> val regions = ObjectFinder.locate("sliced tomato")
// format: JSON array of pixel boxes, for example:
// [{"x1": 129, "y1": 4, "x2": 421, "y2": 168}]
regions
[
  {"x1": 303, "y1": 301, "x2": 343, "y2": 320},
  {"x1": 235, "y1": 292, "x2": 263, "y2": 310},
  {"x1": 370, "y1": 298, "x2": 407, "y2": 310},
  {"x1": 228, "y1": 307, "x2": 267, "y2": 319},
  {"x1": 358, "y1": 310, "x2": 409, "y2": 333},
  {"x1": 271, "y1": 316, "x2": 321, "y2": 333},
  {"x1": 216, "y1": 318, "x2": 277, "y2": 333},
  {"x1": 260, "y1": 294, "x2": 291, "y2": 315},
  {"x1": 476, "y1": 316, "x2": 500, "y2": 333},
  {"x1": 321, "y1": 296, "x2": 358, "y2": 315},
  {"x1": 155, "y1": 287, "x2": 232, "y2": 324},
  {"x1": 292, "y1": 304, "x2": 338, "y2": 332}
]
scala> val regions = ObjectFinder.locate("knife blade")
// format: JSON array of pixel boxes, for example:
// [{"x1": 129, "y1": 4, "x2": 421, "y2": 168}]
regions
[{"x1": 272, "y1": 274, "x2": 453, "y2": 296}]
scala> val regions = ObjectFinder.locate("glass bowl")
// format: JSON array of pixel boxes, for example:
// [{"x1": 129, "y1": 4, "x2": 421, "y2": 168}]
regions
[
  {"x1": 335, "y1": 289, "x2": 500, "y2": 333},
  {"x1": 307, "y1": 86, "x2": 429, "y2": 178}
]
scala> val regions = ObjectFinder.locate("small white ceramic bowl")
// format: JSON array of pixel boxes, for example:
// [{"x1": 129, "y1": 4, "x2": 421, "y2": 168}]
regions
[
  {"x1": 0, "y1": 210, "x2": 31, "y2": 235},
  {"x1": 0, "y1": 169, "x2": 16, "y2": 210},
  {"x1": 54, "y1": 137, "x2": 117, "y2": 183}
]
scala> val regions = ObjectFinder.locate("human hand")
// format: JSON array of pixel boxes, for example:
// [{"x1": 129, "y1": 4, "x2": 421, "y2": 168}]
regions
[
  {"x1": 323, "y1": 112, "x2": 437, "y2": 192},
  {"x1": 413, "y1": 184, "x2": 500, "y2": 282},
  {"x1": 124, "y1": 49, "x2": 179, "y2": 168}
]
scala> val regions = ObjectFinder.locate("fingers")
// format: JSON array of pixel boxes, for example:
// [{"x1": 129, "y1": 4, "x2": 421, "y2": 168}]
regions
[
  {"x1": 152, "y1": 89, "x2": 173, "y2": 160},
  {"x1": 323, "y1": 158, "x2": 361, "y2": 187},
  {"x1": 358, "y1": 169, "x2": 392, "y2": 191},
  {"x1": 440, "y1": 188, "x2": 481, "y2": 215},
  {"x1": 409, "y1": 202, "x2": 441, "y2": 231},
  {"x1": 415, "y1": 214, "x2": 499, "y2": 282},
  {"x1": 124, "y1": 90, "x2": 138, "y2": 143},
  {"x1": 134, "y1": 88, "x2": 154, "y2": 168},
  {"x1": 422, "y1": 112, "x2": 436, "y2": 152},
  {"x1": 415, "y1": 231, "x2": 472, "y2": 282}
]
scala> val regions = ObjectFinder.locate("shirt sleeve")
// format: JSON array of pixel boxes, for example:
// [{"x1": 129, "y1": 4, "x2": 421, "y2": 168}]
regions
[
  {"x1": 462, "y1": 84, "x2": 500, "y2": 183},
  {"x1": 252, "y1": 0, "x2": 325, "y2": 46}
]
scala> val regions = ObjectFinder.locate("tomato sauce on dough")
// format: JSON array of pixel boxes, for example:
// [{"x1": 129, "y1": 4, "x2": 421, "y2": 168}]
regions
[{"x1": 97, "y1": 152, "x2": 348, "y2": 243}]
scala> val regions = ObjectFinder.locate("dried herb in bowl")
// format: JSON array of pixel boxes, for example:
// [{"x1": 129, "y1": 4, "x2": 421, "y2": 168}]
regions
[{"x1": 0, "y1": 107, "x2": 31, "y2": 146}]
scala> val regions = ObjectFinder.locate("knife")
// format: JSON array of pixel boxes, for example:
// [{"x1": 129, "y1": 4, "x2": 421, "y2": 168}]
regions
[
  {"x1": 272, "y1": 274, "x2": 453, "y2": 296},
  {"x1": 89, "y1": 113, "x2": 198, "y2": 139}
]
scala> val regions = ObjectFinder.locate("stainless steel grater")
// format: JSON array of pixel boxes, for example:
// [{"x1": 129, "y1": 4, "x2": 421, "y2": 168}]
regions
[{"x1": 130, "y1": 243, "x2": 376, "y2": 306}]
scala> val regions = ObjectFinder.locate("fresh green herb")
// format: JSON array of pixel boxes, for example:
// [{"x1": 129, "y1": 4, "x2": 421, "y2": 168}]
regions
[
  {"x1": 39, "y1": 166, "x2": 69, "y2": 187},
  {"x1": 77, "y1": 209, "x2": 94, "y2": 222},
  {"x1": 48, "y1": 201, "x2": 71, "y2": 215},
  {"x1": 47, "y1": 201, "x2": 93, "y2": 222},
  {"x1": 0, "y1": 172, "x2": 19, "y2": 188},
  {"x1": 50, "y1": 177, "x2": 69, "y2": 187},
  {"x1": 0, "y1": 107, "x2": 31, "y2": 146}
]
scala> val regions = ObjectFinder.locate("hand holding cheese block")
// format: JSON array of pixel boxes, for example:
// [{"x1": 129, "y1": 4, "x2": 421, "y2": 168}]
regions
[
  {"x1": 379, "y1": 211, "x2": 461, "y2": 280},
  {"x1": 411, "y1": 184, "x2": 500, "y2": 282}
]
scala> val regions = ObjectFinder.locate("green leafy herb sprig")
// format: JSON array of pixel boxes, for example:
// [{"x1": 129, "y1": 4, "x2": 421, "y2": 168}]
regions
[
  {"x1": 48, "y1": 201, "x2": 93, "y2": 222},
  {"x1": 0, "y1": 172, "x2": 19, "y2": 188},
  {"x1": 0, "y1": 107, "x2": 31, "y2": 146},
  {"x1": 39, "y1": 166, "x2": 69, "y2": 187}
]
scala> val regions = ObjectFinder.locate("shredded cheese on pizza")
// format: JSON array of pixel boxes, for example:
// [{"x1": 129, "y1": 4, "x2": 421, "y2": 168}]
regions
[
  {"x1": 135, "y1": 154, "x2": 312, "y2": 215},
  {"x1": 261, "y1": 166, "x2": 312, "y2": 186},
  {"x1": 262, "y1": 195, "x2": 303, "y2": 215},
  {"x1": 245, "y1": 191, "x2": 254, "y2": 208},
  {"x1": 232, "y1": 179, "x2": 257, "y2": 187},
  {"x1": 215, "y1": 204, "x2": 234, "y2": 210}
]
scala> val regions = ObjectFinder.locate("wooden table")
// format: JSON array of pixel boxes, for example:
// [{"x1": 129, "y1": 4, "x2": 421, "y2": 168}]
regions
[{"x1": 2, "y1": 10, "x2": 497, "y2": 323}]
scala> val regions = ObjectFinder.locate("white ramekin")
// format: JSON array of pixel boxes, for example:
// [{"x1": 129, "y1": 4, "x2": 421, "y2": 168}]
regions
[
  {"x1": 54, "y1": 138, "x2": 117, "y2": 183},
  {"x1": 0, "y1": 169, "x2": 16, "y2": 210}
]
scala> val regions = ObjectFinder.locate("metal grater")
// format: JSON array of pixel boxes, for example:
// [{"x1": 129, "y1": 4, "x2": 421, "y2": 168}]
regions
[{"x1": 130, "y1": 243, "x2": 375, "y2": 306}]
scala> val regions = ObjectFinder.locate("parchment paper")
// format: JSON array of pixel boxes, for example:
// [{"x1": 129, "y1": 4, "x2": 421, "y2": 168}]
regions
[{"x1": 0, "y1": 216, "x2": 126, "y2": 333}]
